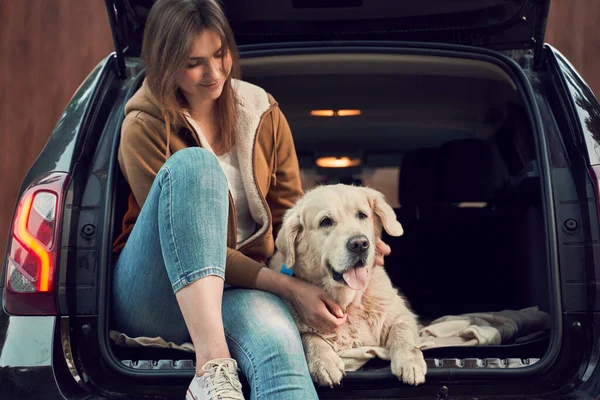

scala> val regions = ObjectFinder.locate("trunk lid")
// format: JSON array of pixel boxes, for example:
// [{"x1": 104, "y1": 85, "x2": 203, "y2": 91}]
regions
[{"x1": 105, "y1": 0, "x2": 550, "y2": 76}]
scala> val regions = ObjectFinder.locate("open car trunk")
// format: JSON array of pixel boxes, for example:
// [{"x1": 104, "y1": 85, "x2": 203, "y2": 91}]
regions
[
  {"x1": 106, "y1": 49, "x2": 555, "y2": 384},
  {"x1": 247, "y1": 51, "x2": 551, "y2": 353}
]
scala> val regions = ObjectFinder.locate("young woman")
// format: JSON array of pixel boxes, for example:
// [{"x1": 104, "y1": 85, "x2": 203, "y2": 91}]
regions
[{"x1": 111, "y1": 0, "x2": 390, "y2": 399}]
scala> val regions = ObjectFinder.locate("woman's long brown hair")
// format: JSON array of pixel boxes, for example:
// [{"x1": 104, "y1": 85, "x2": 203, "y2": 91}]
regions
[{"x1": 142, "y1": 0, "x2": 241, "y2": 154}]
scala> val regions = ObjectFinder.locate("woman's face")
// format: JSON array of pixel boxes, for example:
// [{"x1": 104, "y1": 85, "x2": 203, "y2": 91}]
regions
[{"x1": 176, "y1": 29, "x2": 232, "y2": 105}]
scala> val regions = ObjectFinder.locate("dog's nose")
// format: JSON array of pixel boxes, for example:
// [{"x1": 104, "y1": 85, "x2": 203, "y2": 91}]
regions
[{"x1": 347, "y1": 235, "x2": 370, "y2": 254}]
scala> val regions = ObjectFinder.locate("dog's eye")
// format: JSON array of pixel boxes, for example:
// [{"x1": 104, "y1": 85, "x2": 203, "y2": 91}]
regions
[
  {"x1": 357, "y1": 211, "x2": 368, "y2": 220},
  {"x1": 319, "y1": 217, "x2": 333, "y2": 228}
]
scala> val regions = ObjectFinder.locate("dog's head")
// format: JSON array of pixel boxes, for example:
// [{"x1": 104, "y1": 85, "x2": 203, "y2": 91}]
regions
[{"x1": 275, "y1": 184, "x2": 403, "y2": 303}]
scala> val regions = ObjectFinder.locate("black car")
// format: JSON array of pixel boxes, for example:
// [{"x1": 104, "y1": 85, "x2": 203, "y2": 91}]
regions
[{"x1": 2, "y1": 0, "x2": 600, "y2": 399}]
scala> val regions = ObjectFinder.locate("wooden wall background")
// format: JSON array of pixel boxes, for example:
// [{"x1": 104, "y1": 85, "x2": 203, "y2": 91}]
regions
[
  {"x1": 1, "y1": 0, "x2": 599, "y2": 255},
  {"x1": 546, "y1": 0, "x2": 600, "y2": 98},
  {"x1": 0, "y1": 1, "x2": 113, "y2": 255}
]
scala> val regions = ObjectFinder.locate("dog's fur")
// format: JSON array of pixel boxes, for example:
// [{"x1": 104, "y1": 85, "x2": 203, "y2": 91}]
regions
[{"x1": 268, "y1": 184, "x2": 426, "y2": 386}]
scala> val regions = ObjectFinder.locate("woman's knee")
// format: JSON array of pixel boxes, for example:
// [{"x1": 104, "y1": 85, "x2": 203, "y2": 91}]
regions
[
  {"x1": 159, "y1": 147, "x2": 227, "y2": 191},
  {"x1": 165, "y1": 147, "x2": 217, "y2": 168}
]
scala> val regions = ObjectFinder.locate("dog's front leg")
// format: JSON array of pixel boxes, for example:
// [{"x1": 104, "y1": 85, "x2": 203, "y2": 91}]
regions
[
  {"x1": 302, "y1": 333, "x2": 345, "y2": 387},
  {"x1": 387, "y1": 321, "x2": 427, "y2": 385}
]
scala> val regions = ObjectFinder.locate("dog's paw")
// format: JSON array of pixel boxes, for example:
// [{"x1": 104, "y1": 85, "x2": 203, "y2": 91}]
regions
[
  {"x1": 391, "y1": 347, "x2": 427, "y2": 385},
  {"x1": 308, "y1": 354, "x2": 346, "y2": 387}
]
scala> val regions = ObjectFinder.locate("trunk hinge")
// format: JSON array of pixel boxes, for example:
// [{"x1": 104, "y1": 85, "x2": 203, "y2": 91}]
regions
[
  {"x1": 104, "y1": 0, "x2": 128, "y2": 79},
  {"x1": 533, "y1": 0, "x2": 551, "y2": 69}
]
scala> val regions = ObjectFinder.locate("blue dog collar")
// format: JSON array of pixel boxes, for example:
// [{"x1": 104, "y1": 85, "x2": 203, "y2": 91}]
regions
[{"x1": 280, "y1": 263, "x2": 294, "y2": 276}]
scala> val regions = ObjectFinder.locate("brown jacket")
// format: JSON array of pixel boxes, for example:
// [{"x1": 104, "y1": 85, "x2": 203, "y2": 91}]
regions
[{"x1": 112, "y1": 79, "x2": 303, "y2": 288}]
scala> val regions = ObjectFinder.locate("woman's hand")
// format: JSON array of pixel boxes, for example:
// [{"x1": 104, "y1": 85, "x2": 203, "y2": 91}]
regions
[
  {"x1": 255, "y1": 267, "x2": 346, "y2": 332},
  {"x1": 287, "y1": 278, "x2": 347, "y2": 333},
  {"x1": 375, "y1": 238, "x2": 391, "y2": 267}
]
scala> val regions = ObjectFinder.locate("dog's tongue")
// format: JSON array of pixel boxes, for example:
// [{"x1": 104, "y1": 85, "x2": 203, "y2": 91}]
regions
[{"x1": 343, "y1": 266, "x2": 368, "y2": 290}]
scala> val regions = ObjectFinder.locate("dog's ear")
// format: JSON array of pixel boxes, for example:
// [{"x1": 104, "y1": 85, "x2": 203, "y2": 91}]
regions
[
  {"x1": 362, "y1": 187, "x2": 404, "y2": 237},
  {"x1": 275, "y1": 205, "x2": 303, "y2": 268}
]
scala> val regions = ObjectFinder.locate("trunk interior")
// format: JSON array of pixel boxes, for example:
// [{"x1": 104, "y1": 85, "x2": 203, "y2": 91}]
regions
[{"x1": 108, "y1": 51, "x2": 552, "y2": 374}]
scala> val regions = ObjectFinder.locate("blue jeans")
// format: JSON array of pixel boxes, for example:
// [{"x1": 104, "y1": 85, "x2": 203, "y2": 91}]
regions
[{"x1": 112, "y1": 148, "x2": 317, "y2": 399}]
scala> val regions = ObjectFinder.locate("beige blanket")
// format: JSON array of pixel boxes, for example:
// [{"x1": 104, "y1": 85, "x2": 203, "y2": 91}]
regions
[{"x1": 111, "y1": 306, "x2": 550, "y2": 371}]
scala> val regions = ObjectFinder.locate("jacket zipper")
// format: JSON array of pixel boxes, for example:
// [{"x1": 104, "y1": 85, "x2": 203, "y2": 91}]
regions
[{"x1": 228, "y1": 191, "x2": 237, "y2": 249}]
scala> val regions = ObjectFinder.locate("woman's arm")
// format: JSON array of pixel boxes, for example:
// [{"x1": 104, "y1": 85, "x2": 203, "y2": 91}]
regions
[
  {"x1": 264, "y1": 105, "x2": 304, "y2": 239},
  {"x1": 118, "y1": 116, "x2": 167, "y2": 208},
  {"x1": 255, "y1": 267, "x2": 347, "y2": 332}
]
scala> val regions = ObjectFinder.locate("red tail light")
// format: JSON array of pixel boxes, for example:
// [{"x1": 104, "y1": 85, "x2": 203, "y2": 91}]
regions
[{"x1": 3, "y1": 172, "x2": 69, "y2": 315}]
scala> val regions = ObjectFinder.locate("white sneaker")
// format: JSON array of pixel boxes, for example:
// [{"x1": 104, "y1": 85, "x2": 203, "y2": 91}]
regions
[{"x1": 186, "y1": 358, "x2": 245, "y2": 400}]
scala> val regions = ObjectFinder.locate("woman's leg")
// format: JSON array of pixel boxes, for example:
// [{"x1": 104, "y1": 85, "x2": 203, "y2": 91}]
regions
[
  {"x1": 112, "y1": 147, "x2": 231, "y2": 373},
  {"x1": 222, "y1": 289, "x2": 318, "y2": 400}
]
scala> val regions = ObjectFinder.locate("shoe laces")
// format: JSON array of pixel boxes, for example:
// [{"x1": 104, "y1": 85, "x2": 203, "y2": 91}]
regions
[{"x1": 202, "y1": 359, "x2": 244, "y2": 400}]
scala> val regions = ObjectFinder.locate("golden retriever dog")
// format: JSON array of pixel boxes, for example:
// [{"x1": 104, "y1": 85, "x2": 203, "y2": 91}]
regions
[{"x1": 269, "y1": 184, "x2": 426, "y2": 386}]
